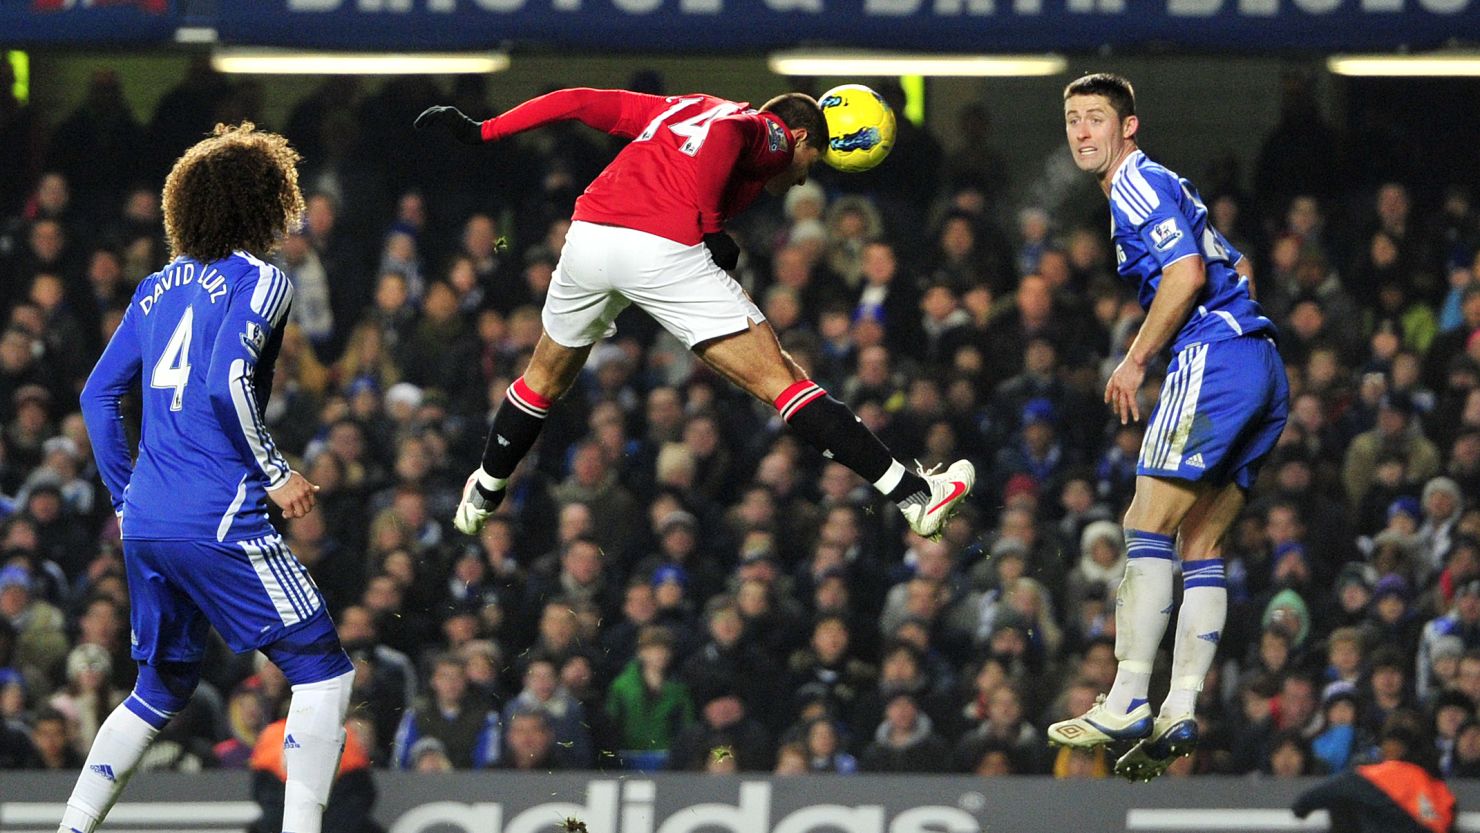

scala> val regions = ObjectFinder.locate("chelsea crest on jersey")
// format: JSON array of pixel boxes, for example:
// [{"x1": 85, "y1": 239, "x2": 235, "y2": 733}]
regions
[{"x1": 1109, "y1": 150, "x2": 1275, "y2": 354}]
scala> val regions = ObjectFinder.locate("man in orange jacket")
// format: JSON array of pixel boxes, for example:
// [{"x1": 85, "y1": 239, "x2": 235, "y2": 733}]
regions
[{"x1": 1293, "y1": 725, "x2": 1456, "y2": 833}]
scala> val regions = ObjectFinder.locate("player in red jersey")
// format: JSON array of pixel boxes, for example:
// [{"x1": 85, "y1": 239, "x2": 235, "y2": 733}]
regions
[{"x1": 416, "y1": 88, "x2": 974, "y2": 540}]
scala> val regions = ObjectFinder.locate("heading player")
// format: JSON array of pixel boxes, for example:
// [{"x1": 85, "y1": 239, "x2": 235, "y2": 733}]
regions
[
  {"x1": 67, "y1": 124, "x2": 353, "y2": 833},
  {"x1": 1045, "y1": 74, "x2": 1289, "y2": 780},
  {"x1": 416, "y1": 89, "x2": 974, "y2": 540}
]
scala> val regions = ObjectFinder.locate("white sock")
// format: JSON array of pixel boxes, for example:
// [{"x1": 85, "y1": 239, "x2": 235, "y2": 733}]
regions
[
  {"x1": 872, "y1": 459, "x2": 906, "y2": 496},
  {"x1": 281, "y1": 670, "x2": 354, "y2": 833},
  {"x1": 57, "y1": 698, "x2": 163, "y2": 833},
  {"x1": 1104, "y1": 529, "x2": 1176, "y2": 715},
  {"x1": 1162, "y1": 558, "x2": 1227, "y2": 718}
]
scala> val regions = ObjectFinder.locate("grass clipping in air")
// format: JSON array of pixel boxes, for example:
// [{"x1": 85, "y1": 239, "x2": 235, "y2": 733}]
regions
[{"x1": 563, "y1": 818, "x2": 588, "y2": 833}]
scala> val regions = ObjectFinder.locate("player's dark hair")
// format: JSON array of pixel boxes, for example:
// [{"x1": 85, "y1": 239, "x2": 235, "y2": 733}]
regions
[
  {"x1": 761, "y1": 93, "x2": 828, "y2": 153},
  {"x1": 1063, "y1": 73, "x2": 1136, "y2": 121},
  {"x1": 162, "y1": 122, "x2": 304, "y2": 263}
]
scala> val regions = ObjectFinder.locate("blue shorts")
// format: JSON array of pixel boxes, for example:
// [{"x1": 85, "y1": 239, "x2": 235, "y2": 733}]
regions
[
  {"x1": 125, "y1": 533, "x2": 331, "y2": 664},
  {"x1": 1137, "y1": 336, "x2": 1289, "y2": 490}
]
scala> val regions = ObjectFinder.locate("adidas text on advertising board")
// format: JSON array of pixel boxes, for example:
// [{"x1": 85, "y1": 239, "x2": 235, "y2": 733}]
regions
[{"x1": 387, "y1": 781, "x2": 982, "y2": 833}]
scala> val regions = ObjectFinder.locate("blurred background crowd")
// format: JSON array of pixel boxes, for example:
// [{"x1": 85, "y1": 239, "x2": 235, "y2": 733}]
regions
[{"x1": 4, "y1": 61, "x2": 1480, "y2": 785}]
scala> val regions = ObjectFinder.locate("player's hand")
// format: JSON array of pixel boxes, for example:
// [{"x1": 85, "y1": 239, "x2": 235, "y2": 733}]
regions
[
  {"x1": 703, "y1": 231, "x2": 741, "y2": 272},
  {"x1": 1105, "y1": 355, "x2": 1145, "y2": 425},
  {"x1": 414, "y1": 105, "x2": 485, "y2": 146},
  {"x1": 267, "y1": 471, "x2": 320, "y2": 519}
]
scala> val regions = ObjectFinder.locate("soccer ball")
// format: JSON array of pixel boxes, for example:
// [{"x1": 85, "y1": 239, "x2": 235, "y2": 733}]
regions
[{"x1": 818, "y1": 84, "x2": 896, "y2": 173}]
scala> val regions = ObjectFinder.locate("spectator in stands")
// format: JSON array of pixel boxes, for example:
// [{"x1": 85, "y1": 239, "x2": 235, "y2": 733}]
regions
[
  {"x1": 953, "y1": 682, "x2": 1044, "y2": 774},
  {"x1": 670, "y1": 689, "x2": 771, "y2": 772},
  {"x1": 1452, "y1": 718, "x2": 1480, "y2": 777},
  {"x1": 22, "y1": 706, "x2": 81, "y2": 770},
  {"x1": 497, "y1": 707, "x2": 566, "y2": 771},
  {"x1": 1310, "y1": 687, "x2": 1366, "y2": 773},
  {"x1": 605, "y1": 626, "x2": 692, "y2": 770},
  {"x1": 1345, "y1": 393, "x2": 1441, "y2": 507},
  {"x1": 1368, "y1": 576, "x2": 1423, "y2": 664},
  {"x1": 46, "y1": 643, "x2": 122, "y2": 756},
  {"x1": 214, "y1": 683, "x2": 268, "y2": 769},
  {"x1": 391, "y1": 653, "x2": 499, "y2": 770},
  {"x1": 860, "y1": 691, "x2": 949, "y2": 773},
  {"x1": 788, "y1": 615, "x2": 875, "y2": 725},
  {"x1": 1265, "y1": 730, "x2": 1322, "y2": 777},
  {"x1": 1363, "y1": 650, "x2": 1417, "y2": 735},
  {"x1": 501, "y1": 655, "x2": 593, "y2": 768},
  {"x1": 681, "y1": 597, "x2": 782, "y2": 721},
  {"x1": 799, "y1": 717, "x2": 856, "y2": 773},
  {"x1": 1, "y1": 564, "x2": 65, "y2": 697},
  {"x1": 1417, "y1": 477, "x2": 1464, "y2": 576}
]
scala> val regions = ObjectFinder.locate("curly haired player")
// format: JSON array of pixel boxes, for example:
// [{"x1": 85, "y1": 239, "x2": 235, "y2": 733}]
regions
[{"x1": 68, "y1": 124, "x2": 353, "y2": 833}]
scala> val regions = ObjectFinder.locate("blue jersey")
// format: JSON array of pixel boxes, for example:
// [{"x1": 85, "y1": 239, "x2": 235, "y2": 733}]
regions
[
  {"x1": 1110, "y1": 150, "x2": 1274, "y2": 354},
  {"x1": 81, "y1": 251, "x2": 294, "y2": 541}
]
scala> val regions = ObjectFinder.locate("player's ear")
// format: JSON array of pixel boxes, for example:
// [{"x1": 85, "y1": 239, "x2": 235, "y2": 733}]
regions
[
  {"x1": 1121, "y1": 115, "x2": 1139, "y2": 140},
  {"x1": 791, "y1": 127, "x2": 809, "y2": 147}
]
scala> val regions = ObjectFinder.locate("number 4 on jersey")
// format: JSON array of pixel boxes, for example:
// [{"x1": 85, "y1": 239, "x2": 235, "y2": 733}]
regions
[{"x1": 151, "y1": 306, "x2": 194, "y2": 411}]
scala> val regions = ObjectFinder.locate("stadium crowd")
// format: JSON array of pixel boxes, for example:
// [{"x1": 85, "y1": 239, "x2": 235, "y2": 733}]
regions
[{"x1": 4, "y1": 62, "x2": 1480, "y2": 783}]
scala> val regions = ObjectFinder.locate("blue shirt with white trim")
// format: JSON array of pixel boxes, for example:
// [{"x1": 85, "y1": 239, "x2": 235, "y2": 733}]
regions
[
  {"x1": 81, "y1": 251, "x2": 293, "y2": 541},
  {"x1": 1110, "y1": 150, "x2": 1275, "y2": 354}
]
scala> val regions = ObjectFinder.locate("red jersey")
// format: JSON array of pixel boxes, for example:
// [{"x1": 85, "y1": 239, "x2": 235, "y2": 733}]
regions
[{"x1": 482, "y1": 88, "x2": 795, "y2": 246}]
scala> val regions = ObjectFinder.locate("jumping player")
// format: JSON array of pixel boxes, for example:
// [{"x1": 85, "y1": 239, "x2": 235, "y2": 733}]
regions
[
  {"x1": 416, "y1": 90, "x2": 974, "y2": 540},
  {"x1": 1045, "y1": 74, "x2": 1288, "y2": 781},
  {"x1": 68, "y1": 124, "x2": 353, "y2": 833}
]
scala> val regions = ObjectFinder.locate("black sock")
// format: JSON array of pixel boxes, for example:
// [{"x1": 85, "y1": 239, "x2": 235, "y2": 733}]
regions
[
  {"x1": 480, "y1": 377, "x2": 551, "y2": 488},
  {"x1": 774, "y1": 380, "x2": 927, "y2": 500}
]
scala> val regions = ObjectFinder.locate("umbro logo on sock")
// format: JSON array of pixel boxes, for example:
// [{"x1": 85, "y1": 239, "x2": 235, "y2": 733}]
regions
[
  {"x1": 90, "y1": 763, "x2": 116, "y2": 781},
  {"x1": 1197, "y1": 630, "x2": 1221, "y2": 643},
  {"x1": 284, "y1": 734, "x2": 301, "y2": 749},
  {"x1": 1186, "y1": 453, "x2": 1205, "y2": 469}
]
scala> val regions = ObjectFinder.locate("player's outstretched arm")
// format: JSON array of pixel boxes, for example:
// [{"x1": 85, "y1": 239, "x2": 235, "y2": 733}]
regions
[
  {"x1": 80, "y1": 303, "x2": 144, "y2": 514},
  {"x1": 417, "y1": 89, "x2": 665, "y2": 146}
]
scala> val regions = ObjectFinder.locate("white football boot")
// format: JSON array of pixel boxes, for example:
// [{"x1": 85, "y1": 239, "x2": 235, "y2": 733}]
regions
[
  {"x1": 453, "y1": 471, "x2": 504, "y2": 536},
  {"x1": 898, "y1": 459, "x2": 977, "y2": 540},
  {"x1": 1114, "y1": 713, "x2": 1199, "y2": 782},
  {"x1": 1046, "y1": 694, "x2": 1154, "y2": 748}
]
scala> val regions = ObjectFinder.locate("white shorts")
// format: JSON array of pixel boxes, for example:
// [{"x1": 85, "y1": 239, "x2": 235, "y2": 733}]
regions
[{"x1": 542, "y1": 221, "x2": 765, "y2": 349}]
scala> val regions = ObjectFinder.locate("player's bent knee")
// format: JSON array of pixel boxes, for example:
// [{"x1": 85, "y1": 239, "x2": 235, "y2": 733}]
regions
[
  {"x1": 131, "y1": 660, "x2": 202, "y2": 723},
  {"x1": 264, "y1": 612, "x2": 354, "y2": 686}
]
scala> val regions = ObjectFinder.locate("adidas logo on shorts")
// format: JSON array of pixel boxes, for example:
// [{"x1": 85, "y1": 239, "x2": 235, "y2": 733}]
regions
[
  {"x1": 284, "y1": 734, "x2": 301, "y2": 750},
  {"x1": 1185, "y1": 453, "x2": 1205, "y2": 469}
]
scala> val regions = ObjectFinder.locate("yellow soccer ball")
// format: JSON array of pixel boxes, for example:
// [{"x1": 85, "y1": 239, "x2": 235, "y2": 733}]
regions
[{"x1": 818, "y1": 84, "x2": 896, "y2": 173}]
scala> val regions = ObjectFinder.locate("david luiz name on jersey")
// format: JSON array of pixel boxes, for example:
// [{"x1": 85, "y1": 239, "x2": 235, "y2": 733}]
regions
[{"x1": 137, "y1": 260, "x2": 229, "y2": 316}]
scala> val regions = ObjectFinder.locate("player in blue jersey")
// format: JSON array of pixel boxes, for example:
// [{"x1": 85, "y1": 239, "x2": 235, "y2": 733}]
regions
[
  {"x1": 1045, "y1": 74, "x2": 1289, "y2": 781},
  {"x1": 63, "y1": 124, "x2": 353, "y2": 833}
]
